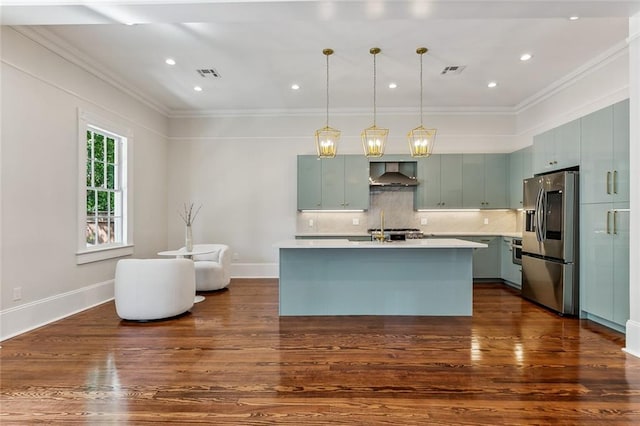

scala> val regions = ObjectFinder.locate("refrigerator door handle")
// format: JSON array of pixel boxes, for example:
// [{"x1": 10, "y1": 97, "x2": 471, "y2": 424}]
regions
[
  {"x1": 534, "y1": 188, "x2": 541, "y2": 242},
  {"x1": 535, "y1": 187, "x2": 545, "y2": 242}
]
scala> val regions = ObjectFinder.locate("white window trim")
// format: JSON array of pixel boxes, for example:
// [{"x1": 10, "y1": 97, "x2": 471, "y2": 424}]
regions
[{"x1": 77, "y1": 109, "x2": 134, "y2": 264}]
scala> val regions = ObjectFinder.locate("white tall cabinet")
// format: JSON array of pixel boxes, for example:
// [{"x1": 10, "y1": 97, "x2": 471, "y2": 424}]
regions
[{"x1": 580, "y1": 99, "x2": 630, "y2": 331}]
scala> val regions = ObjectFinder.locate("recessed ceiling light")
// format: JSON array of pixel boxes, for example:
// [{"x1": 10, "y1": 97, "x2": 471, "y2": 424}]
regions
[
  {"x1": 487, "y1": 81, "x2": 497, "y2": 88},
  {"x1": 569, "y1": 16, "x2": 580, "y2": 21},
  {"x1": 520, "y1": 53, "x2": 533, "y2": 62},
  {"x1": 194, "y1": 86, "x2": 203, "y2": 92},
  {"x1": 388, "y1": 82, "x2": 397, "y2": 89},
  {"x1": 165, "y1": 58, "x2": 176, "y2": 66},
  {"x1": 291, "y1": 84, "x2": 300, "y2": 90}
]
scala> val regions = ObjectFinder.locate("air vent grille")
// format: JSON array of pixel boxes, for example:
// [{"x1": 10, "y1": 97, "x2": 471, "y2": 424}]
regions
[
  {"x1": 441, "y1": 65, "x2": 466, "y2": 75},
  {"x1": 197, "y1": 68, "x2": 221, "y2": 78}
]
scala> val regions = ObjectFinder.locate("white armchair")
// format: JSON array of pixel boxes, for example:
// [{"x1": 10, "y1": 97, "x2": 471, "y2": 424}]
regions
[
  {"x1": 189, "y1": 244, "x2": 232, "y2": 291},
  {"x1": 114, "y1": 258, "x2": 195, "y2": 321}
]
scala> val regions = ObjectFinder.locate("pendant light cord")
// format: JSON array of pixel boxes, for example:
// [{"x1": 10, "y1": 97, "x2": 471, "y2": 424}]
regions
[
  {"x1": 373, "y1": 51, "x2": 377, "y2": 126},
  {"x1": 325, "y1": 52, "x2": 330, "y2": 128},
  {"x1": 419, "y1": 51, "x2": 423, "y2": 127}
]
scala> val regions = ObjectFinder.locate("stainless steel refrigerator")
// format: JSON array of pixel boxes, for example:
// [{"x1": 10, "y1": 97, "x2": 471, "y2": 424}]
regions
[{"x1": 522, "y1": 170, "x2": 579, "y2": 315}]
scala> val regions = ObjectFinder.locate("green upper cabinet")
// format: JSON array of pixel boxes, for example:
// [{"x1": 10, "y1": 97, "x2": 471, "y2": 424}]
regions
[
  {"x1": 508, "y1": 149, "x2": 523, "y2": 209},
  {"x1": 580, "y1": 99, "x2": 629, "y2": 205},
  {"x1": 508, "y1": 146, "x2": 534, "y2": 209},
  {"x1": 297, "y1": 155, "x2": 322, "y2": 210},
  {"x1": 462, "y1": 154, "x2": 508, "y2": 209},
  {"x1": 297, "y1": 155, "x2": 369, "y2": 211},
  {"x1": 532, "y1": 118, "x2": 580, "y2": 175},
  {"x1": 343, "y1": 156, "x2": 370, "y2": 210},
  {"x1": 415, "y1": 154, "x2": 462, "y2": 209}
]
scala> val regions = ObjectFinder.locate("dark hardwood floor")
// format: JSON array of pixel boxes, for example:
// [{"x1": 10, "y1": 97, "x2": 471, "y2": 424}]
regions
[{"x1": 1, "y1": 280, "x2": 639, "y2": 425}]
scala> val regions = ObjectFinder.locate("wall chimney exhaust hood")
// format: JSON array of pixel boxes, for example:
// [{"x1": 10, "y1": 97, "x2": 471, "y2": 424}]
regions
[{"x1": 369, "y1": 162, "x2": 418, "y2": 187}]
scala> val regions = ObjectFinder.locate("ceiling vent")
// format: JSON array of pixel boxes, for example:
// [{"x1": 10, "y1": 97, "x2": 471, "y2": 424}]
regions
[
  {"x1": 197, "y1": 68, "x2": 221, "y2": 78},
  {"x1": 441, "y1": 65, "x2": 466, "y2": 75}
]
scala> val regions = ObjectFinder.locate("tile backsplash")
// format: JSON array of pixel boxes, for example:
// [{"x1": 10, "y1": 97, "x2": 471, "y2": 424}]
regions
[{"x1": 297, "y1": 189, "x2": 520, "y2": 234}]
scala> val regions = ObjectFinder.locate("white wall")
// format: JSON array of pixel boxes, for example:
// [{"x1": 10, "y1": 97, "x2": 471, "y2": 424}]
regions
[
  {"x1": 167, "y1": 111, "x2": 517, "y2": 276},
  {"x1": 516, "y1": 44, "x2": 629, "y2": 147},
  {"x1": 0, "y1": 27, "x2": 170, "y2": 340}
]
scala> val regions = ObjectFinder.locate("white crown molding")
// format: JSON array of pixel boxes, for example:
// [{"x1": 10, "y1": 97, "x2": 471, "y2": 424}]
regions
[
  {"x1": 168, "y1": 106, "x2": 516, "y2": 119},
  {"x1": 12, "y1": 25, "x2": 171, "y2": 117},
  {"x1": 515, "y1": 39, "x2": 629, "y2": 114}
]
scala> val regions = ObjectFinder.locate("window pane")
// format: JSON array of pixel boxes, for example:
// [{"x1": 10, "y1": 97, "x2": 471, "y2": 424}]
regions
[
  {"x1": 93, "y1": 134, "x2": 104, "y2": 160},
  {"x1": 108, "y1": 218, "x2": 116, "y2": 243},
  {"x1": 107, "y1": 164, "x2": 115, "y2": 189},
  {"x1": 109, "y1": 192, "x2": 116, "y2": 215},
  {"x1": 86, "y1": 219, "x2": 97, "y2": 245},
  {"x1": 86, "y1": 160, "x2": 93, "y2": 186},
  {"x1": 107, "y1": 138, "x2": 115, "y2": 163},
  {"x1": 97, "y1": 190, "x2": 109, "y2": 214},
  {"x1": 86, "y1": 190, "x2": 96, "y2": 214},
  {"x1": 86, "y1": 134, "x2": 93, "y2": 160},
  {"x1": 97, "y1": 217, "x2": 110, "y2": 244},
  {"x1": 94, "y1": 162, "x2": 104, "y2": 187}
]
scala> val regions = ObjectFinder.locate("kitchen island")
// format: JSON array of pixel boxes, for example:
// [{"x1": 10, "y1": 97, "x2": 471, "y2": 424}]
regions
[{"x1": 274, "y1": 238, "x2": 487, "y2": 316}]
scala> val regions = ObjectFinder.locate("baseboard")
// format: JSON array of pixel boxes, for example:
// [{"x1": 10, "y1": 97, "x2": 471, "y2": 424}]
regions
[
  {"x1": 624, "y1": 319, "x2": 640, "y2": 358},
  {"x1": 231, "y1": 262, "x2": 278, "y2": 278},
  {"x1": 0, "y1": 279, "x2": 114, "y2": 342},
  {"x1": 582, "y1": 312, "x2": 626, "y2": 334}
]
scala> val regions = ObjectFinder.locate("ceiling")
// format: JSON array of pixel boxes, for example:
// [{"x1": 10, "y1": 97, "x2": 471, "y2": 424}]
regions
[{"x1": 2, "y1": 1, "x2": 639, "y2": 116}]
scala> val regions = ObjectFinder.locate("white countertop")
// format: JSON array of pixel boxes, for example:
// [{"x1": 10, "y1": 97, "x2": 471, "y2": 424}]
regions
[
  {"x1": 295, "y1": 231, "x2": 522, "y2": 238},
  {"x1": 275, "y1": 238, "x2": 487, "y2": 249}
]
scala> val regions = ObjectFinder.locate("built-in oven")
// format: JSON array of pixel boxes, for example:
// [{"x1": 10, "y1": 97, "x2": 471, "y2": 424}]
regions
[{"x1": 512, "y1": 238, "x2": 522, "y2": 265}]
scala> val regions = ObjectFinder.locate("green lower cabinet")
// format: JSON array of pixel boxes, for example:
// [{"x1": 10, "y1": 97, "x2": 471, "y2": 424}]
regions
[
  {"x1": 500, "y1": 237, "x2": 522, "y2": 288},
  {"x1": 580, "y1": 202, "x2": 629, "y2": 329},
  {"x1": 459, "y1": 236, "x2": 500, "y2": 279}
]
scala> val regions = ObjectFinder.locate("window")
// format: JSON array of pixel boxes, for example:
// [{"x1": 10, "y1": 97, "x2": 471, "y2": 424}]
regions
[
  {"x1": 85, "y1": 127, "x2": 125, "y2": 247},
  {"x1": 77, "y1": 110, "x2": 133, "y2": 264}
]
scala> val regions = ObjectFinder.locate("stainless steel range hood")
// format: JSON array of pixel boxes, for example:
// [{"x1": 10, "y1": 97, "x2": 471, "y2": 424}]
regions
[{"x1": 369, "y1": 162, "x2": 418, "y2": 187}]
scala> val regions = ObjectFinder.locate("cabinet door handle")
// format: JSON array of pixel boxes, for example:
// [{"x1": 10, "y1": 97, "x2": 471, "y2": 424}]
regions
[
  {"x1": 441, "y1": 202, "x2": 445, "y2": 206},
  {"x1": 606, "y1": 210, "x2": 611, "y2": 234},
  {"x1": 613, "y1": 170, "x2": 618, "y2": 194},
  {"x1": 607, "y1": 171, "x2": 611, "y2": 194},
  {"x1": 614, "y1": 210, "x2": 618, "y2": 235}
]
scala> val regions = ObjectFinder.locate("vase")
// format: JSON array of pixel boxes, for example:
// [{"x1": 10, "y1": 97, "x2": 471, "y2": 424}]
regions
[{"x1": 185, "y1": 225, "x2": 193, "y2": 252}]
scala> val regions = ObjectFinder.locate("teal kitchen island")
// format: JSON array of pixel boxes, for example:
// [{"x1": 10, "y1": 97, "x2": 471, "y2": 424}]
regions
[{"x1": 275, "y1": 238, "x2": 487, "y2": 316}]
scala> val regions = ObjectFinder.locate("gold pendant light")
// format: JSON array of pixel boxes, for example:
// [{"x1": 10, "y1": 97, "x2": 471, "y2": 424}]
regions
[
  {"x1": 408, "y1": 47, "x2": 437, "y2": 157},
  {"x1": 315, "y1": 48, "x2": 340, "y2": 158},
  {"x1": 362, "y1": 47, "x2": 388, "y2": 157}
]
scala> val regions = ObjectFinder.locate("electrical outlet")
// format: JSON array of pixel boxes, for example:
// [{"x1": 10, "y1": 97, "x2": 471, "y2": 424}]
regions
[
  {"x1": 13, "y1": 287, "x2": 22, "y2": 301},
  {"x1": 420, "y1": 217, "x2": 428, "y2": 225},
  {"x1": 352, "y1": 218, "x2": 359, "y2": 225},
  {"x1": 483, "y1": 218, "x2": 489, "y2": 225},
  {"x1": 308, "y1": 219, "x2": 314, "y2": 227},
  {"x1": 232, "y1": 252, "x2": 240, "y2": 261}
]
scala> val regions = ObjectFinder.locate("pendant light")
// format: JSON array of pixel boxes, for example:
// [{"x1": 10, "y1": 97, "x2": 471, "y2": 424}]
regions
[
  {"x1": 408, "y1": 47, "x2": 437, "y2": 157},
  {"x1": 361, "y1": 47, "x2": 388, "y2": 157},
  {"x1": 315, "y1": 48, "x2": 340, "y2": 158}
]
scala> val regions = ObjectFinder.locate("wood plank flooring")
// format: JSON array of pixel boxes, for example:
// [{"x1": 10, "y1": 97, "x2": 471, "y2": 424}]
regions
[{"x1": 1, "y1": 280, "x2": 640, "y2": 425}]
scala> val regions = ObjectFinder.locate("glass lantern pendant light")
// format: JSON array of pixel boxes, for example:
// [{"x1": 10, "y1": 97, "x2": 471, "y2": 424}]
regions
[
  {"x1": 361, "y1": 47, "x2": 388, "y2": 157},
  {"x1": 408, "y1": 47, "x2": 437, "y2": 157},
  {"x1": 315, "y1": 48, "x2": 340, "y2": 158}
]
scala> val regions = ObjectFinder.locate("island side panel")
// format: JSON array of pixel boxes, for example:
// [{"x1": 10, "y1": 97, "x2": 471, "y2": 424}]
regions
[{"x1": 278, "y1": 247, "x2": 473, "y2": 316}]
